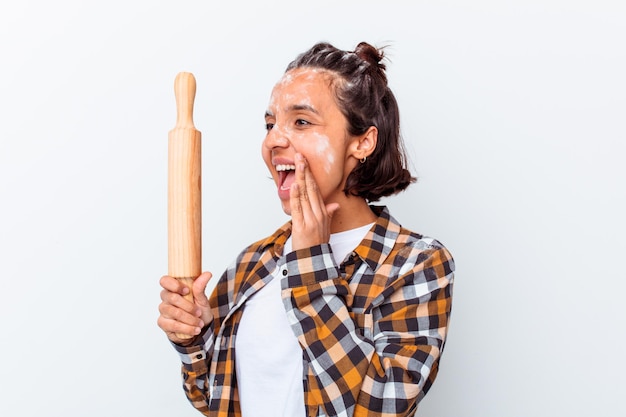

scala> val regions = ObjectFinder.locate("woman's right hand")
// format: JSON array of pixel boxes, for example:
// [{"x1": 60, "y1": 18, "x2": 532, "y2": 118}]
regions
[{"x1": 157, "y1": 272, "x2": 213, "y2": 345}]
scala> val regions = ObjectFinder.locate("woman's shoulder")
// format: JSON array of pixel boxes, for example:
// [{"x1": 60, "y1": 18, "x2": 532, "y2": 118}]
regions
[
  {"x1": 372, "y1": 206, "x2": 450, "y2": 250},
  {"x1": 370, "y1": 206, "x2": 454, "y2": 272},
  {"x1": 234, "y1": 220, "x2": 292, "y2": 260},
  {"x1": 398, "y1": 227, "x2": 451, "y2": 254}
]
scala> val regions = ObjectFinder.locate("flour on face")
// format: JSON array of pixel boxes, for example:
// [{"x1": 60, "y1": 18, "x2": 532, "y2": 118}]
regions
[{"x1": 311, "y1": 132, "x2": 334, "y2": 174}]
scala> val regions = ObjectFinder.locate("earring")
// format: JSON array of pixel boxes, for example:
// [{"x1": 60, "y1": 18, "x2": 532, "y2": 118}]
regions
[{"x1": 360, "y1": 157, "x2": 367, "y2": 164}]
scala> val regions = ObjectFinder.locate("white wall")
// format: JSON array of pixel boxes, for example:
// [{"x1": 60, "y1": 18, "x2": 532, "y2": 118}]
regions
[{"x1": 1, "y1": 1, "x2": 624, "y2": 416}]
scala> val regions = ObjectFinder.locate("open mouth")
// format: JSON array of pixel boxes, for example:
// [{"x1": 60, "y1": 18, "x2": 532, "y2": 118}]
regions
[{"x1": 276, "y1": 164, "x2": 296, "y2": 190}]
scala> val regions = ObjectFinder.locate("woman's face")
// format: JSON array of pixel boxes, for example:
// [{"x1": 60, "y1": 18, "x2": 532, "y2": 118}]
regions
[{"x1": 262, "y1": 68, "x2": 359, "y2": 215}]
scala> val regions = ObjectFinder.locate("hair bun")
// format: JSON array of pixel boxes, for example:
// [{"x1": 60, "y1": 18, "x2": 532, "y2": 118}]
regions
[
  {"x1": 354, "y1": 42, "x2": 387, "y2": 81},
  {"x1": 354, "y1": 42, "x2": 384, "y2": 64}
]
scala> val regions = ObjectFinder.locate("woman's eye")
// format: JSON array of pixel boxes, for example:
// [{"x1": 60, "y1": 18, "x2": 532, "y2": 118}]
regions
[
  {"x1": 295, "y1": 119, "x2": 310, "y2": 126},
  {"x1": 265, "y1": 123, "x2": 275, "y2": 131}
]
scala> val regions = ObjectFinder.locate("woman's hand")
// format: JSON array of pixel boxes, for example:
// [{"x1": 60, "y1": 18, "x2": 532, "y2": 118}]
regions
[
  {"x1": 157, "y1": 272, "x2": 213, "y2": 345},
  {"x1": 290, "y1": 153, "x2": 340, "y2": 250}
]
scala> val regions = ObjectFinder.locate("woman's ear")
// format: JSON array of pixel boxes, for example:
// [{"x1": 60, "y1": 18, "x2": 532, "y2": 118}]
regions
[{"x1": 351, "y1": 126, "x2": 378, "y2": 160}]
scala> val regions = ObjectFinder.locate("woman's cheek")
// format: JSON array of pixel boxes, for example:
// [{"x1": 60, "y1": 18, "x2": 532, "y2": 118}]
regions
[{"x1": 304, "y1": 132, "x2": 333, "y2": 175}]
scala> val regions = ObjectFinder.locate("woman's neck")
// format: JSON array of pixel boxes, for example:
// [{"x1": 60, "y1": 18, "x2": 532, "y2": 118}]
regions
[{"x1": 329, "y1": 196, "x2": 377, "y2": 234}]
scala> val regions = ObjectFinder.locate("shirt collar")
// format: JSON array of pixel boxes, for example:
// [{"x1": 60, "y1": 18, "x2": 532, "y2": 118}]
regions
[
  {"x1": 256, "y1": 221, "x2": 291, "y2": 258},
  {"x1": 257, "y1": 205, "x2": 400, "y2": 271},
  {"x1": 353, "y1": 205, "x2": 401, "y2": 272}
]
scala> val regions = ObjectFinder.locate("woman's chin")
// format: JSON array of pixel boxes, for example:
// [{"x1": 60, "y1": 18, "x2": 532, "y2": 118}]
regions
[{"x1": 280, "y1": 199, "x2": 292, "y2": 216}]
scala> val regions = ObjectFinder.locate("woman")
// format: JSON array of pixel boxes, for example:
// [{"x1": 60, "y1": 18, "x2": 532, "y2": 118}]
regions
[{"x1": 158, "y1": 41, "x2": 455, "y2": 417}]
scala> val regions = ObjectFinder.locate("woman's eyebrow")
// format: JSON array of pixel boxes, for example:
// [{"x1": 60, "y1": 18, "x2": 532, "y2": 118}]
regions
[
  {"x1": 288, "y1": 104, "x2": 319, "y2": 114},
  {"x1": 265, "y1": 104, "x2": 319, "y2": 119}
]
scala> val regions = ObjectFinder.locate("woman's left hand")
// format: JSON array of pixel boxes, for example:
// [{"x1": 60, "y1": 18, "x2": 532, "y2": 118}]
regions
[{"x1": 290, "y1": 153, "x2": 340, "y2": 250}]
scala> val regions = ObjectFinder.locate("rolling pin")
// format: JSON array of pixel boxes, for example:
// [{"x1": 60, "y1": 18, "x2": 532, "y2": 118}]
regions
[{"x1": 168, "y1": 72, "x2": 201, "y2": 339}]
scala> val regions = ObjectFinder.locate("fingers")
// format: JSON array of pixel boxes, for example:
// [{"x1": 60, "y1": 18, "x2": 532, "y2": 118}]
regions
[
  {"x1": 192, "y1": 271, "x2": 212, "y2": 307},
  {"x1": 293, "y1": 153, "x2": 324, "y2": 218},
  {"x1": 192, "y1": 272, "x2": 215, "y2": 325},
  {"x1": 159, "y1": 274, "x2": 190, "y2": 296},
  {"x1": 290, "y1": 153, "x2": 340, "y2": 250},
  {"x1": 289, "y1": 179, "x2": 303, "y2": 219},
  {"x1": 326, "y1": 202, "x2": 340, "y2": 219},
  {"x1": 157, "y1": 313, "x2": 202, "y2": 340},
  {"x1": 158, "y1": 273, "x2": 213, "y2": 342}
]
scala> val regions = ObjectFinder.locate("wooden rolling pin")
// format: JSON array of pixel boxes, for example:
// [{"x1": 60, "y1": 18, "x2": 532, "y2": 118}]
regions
[{"x1": 168, "y1": 72, "x2": 201, "y2": 339}]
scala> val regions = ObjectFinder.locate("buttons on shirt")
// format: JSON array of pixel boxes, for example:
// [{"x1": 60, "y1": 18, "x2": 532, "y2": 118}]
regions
[
  {"x1": 191, "y1": 351, "x2": 206, "y2": 363},
  {"x1": 282, "y1": 268, "x2": 288, "y2": 276}
]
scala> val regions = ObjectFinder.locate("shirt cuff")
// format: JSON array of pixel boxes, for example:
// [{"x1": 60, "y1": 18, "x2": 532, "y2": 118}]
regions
[
  {"x1": 284, "y1": 243, "x2": 340, "y2": 287},
  {"x1": 170, "y1": 325, "x2": 213, "y2": 373}
]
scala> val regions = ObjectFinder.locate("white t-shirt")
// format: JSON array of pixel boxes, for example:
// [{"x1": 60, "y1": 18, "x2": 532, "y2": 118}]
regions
[{"x1": 235, "y1": 223, "x2": 374, "y2": 417}]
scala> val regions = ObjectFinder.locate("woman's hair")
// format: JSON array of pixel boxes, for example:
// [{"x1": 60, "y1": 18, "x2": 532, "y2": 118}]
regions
[{"x1": 286, "y1": 41, "x2": 416, "y2": 202}]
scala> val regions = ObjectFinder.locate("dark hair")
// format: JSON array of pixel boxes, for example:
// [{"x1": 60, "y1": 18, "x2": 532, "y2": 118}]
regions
[{"x1": 286, "y1": 41, "x2": 416, "y2": 202}]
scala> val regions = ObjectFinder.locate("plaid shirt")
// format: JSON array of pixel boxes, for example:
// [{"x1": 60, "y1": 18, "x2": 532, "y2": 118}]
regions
[{"x1": 173, "y1": 206, "x2": 455, "y2": 417}]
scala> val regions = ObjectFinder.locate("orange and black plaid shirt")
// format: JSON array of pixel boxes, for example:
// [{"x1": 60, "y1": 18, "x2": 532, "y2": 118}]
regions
[{"x1": 172, "y1": 206, "x2": 455, "y2": 417}]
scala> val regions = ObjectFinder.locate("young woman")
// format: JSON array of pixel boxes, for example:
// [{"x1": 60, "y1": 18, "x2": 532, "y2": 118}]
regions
[{"x1": 158, "y1": 41, "x2": 455, "y2": 417}]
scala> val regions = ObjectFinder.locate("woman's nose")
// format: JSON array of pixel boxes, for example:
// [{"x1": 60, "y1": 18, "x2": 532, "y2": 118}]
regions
[{"x1": 263, "y1": 125, "x2": 290, "y2": 149}]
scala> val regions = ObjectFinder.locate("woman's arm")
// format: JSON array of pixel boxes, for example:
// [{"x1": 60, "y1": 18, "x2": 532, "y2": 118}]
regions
[{"x1": 158, "y1": 271, "x2": 216, "y2": 415}]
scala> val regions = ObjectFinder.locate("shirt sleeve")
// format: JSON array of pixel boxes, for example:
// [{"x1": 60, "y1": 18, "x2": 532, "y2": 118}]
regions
[
  {"x1": 171, "y1": 324, "x2": 215, "y2": 415},
  {"x1": 170, "y1": 251, "x2": 241, "y2": 416},
  {"x1": 282, "y1": 242, "x2": 455, "y2": 417}
]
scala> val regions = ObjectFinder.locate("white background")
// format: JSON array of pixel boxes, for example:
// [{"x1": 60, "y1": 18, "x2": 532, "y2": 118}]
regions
[{"x1": 1, "y1": 1, "x2": 624, "y2": 416}]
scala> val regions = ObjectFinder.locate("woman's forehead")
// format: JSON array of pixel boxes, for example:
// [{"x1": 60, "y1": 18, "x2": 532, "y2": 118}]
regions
[
  {"x1": 268, "y1": 69, "x2": 335, "y2": 109},
  {"x1": 269, "y1": 69, "x2": 330, "y2": 108},
  {"x1": 274, "y1": 68, "x2": 335, "y2": 90}
]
